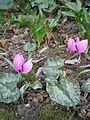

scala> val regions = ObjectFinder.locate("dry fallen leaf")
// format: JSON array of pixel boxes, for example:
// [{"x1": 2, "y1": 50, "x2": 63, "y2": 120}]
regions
[
  {"x1": 65, "y1": 58, "x2": 80, "y2": 65},
  {"x1": 0, "y1": 39, "x2": 9, "y2": 47}
]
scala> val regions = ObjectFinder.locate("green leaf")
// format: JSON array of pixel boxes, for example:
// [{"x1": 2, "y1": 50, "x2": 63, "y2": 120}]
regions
[
  {"x1": 31, "y1": 81, "x2": 42, "y2": 89},
  {"x1": 66, "y1": 2, "x2": 79, "y2": 12},
  {"x1": 81, "y1": 78, "x2": 90, "y2": 93},
  {"x1": 31, "y1": 0, "x2": 57, "y2": 13},
  {"x1": 62, "y1": 11, "x2": 76, "y2": 17},
  {"x1": 4, "y1": 57, "x2": 16, "y2": 71},
  {"x1": 49, "y1": 13, "x2": 62, "y2": 28},
  {"x1": 43, "y1": 68, "x2": 63, "y2": 78},
  {"x1": 0, "y1": 0, "x2": 13, "y2": 10},
  {"x1": 46, "y1": 77, "x2": 80, "y2": 106},
  {"x1": 18, "y1": 34, "x2": 25, "y2": 39},
  {"x1": 75, "y1": 69, "x2": 90, "y2": 79},
  {"x1": 83, "y1": 8, "x2": 89, "y2": 24},
  {"x1": 76, "y1": 0, "x2": 82, "y2": 10},
  {"x1": 20, "y1": 83, "x2": 30, "y2": 95},
  {"x1": 85, "y1": 0, "x2": 90, "y2": 7},
  {"x1": 44, "y1": 58, "x2": 64, "y2": 68},
  {"x1": 23, "y1": 42, "x2": 36, "y2": 53},
  {"x1": 0, "y1": 73, "x2": 21, "y2": 103},
  {"x1": 43, "y1": 58, "x2": 64, "y2": 78}
]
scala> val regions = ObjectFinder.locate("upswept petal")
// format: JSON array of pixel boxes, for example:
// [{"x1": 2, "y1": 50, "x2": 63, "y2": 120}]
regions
[
  {"x1": 76, "y1": 39, "x2": 88, "y2": 54},
  {"x1": 13, "y1": 54, "x2": 24, "y2": 71},
  {"x1": 68, "y1": 38, "x2": 76, "y2": 53},
  {"x1": 23, "y1": 59, "x2": 33, "y2": 74},
  {"x1": 76, "y1": 37, "x2": 80, "y2": 45}
]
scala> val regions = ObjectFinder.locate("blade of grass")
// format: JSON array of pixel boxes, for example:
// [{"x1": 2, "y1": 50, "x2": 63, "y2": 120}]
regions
[
  {"x1": 75, "y1": 69, "x2": 90, "y2": 80},
  {"x1": 3, "y1": 57, "x2": 19, "y2": 73}
]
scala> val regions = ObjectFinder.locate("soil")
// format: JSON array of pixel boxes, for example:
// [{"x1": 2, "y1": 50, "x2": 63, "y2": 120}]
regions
[{"x1": 0, "y1": 18, "x2": 90, "y2": 120}]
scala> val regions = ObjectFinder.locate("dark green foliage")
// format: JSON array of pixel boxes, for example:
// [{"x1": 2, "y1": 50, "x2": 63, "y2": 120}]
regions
[
  {"x1": 0, "y1": 73, "x2": 21, "y2": 103},
  {"x1": 43, "y1": 58, "x2": 80, "y2": 106},
  {"x1": 31, "y1": 0, "x2": 57, "y2": 13},
  {"x1": 0, "y1": 0, "x2": 13, "y2": 10}
]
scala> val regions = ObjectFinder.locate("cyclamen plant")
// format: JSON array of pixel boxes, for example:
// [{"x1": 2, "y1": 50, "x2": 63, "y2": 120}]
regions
[
  {"x1": 13, "y1": 54, "x2": 33, "y2": 74},
  {"x1": 68, "y1": 37, "x2": 88, "y2": 54}
]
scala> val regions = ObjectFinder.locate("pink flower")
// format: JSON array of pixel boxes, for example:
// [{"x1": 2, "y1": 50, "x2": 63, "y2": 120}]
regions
[
  {"x1": 68, "y1": 37, "x2": 88, "y2": 54},
  {"x1": 13, "y1": 54, "x2": 33, "y2": 74}
]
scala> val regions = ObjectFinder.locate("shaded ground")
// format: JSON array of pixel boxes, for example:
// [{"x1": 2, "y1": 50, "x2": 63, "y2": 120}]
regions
[{"x1": 0, "y1": 18, "x2": 90, "y2": 120}]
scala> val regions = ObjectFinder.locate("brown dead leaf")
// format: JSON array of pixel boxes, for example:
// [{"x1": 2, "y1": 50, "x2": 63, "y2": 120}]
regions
[
  {"x1": 8, "y1": 25, "x2": 16, "y2": 31},
  {"x1": 0, "y1": 39, "x2": 9, "y2": 47},
  {"x1": 13, "y1": 28, "x2": 19, "y2": 35},
  {"x1": 8, "y1": 24, "x2": 19, "y2": 35},
  {"x1": 65, "y1": 58, "x2": 80, "y2": 65}
]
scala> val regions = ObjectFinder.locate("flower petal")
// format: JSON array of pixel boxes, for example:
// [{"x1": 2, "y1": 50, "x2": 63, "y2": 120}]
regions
[
  {"x1": 76, "y1": 37, "x2": 80, "y2": 45},
  {"x1": 76, "y1": 39, "x2": 88, "y2": 54},
  {"x1": 68, "y1": 38, "x2": 76, "y2": 53},
  {"x1": 13, "y1": 54, "x2": 24, "y2": 71},
  {"x1": 23, "y1": 59, "x2": 33, "y2": 74}
]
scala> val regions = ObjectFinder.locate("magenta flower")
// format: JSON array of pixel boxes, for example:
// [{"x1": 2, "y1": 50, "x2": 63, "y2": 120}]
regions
[
  {"x1": 68, "y1": 37, "x2": 88, "y2": 54},
  {"x1": 13, "y1": 54, "x2": 33, "y2": 74}
]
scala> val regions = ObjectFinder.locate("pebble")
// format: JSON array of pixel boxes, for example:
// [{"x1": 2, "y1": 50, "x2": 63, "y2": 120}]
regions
[
  {"x1": 24, "y1": 31, "x2": 28, "y2": 36},
  {"x1": 87, "y1": 112, "x2": 90, "y2": 117},
  {"x1": 11, "y1": 35, "x2": 18, "y2": 41}
]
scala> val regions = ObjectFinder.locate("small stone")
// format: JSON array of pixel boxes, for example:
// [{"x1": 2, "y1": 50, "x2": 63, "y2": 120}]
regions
[
  {"x1": 81, "y1": 109, "x2": 86, "y2": 115},
  {"x1": 25, "y1": 104, "x2": 30, "y2": 108},
  {"x1": 78, "y1": 113, "x2": 84, "y2": 118},
  {"x1": 11, "y1": 35, "x2": 18, "y2": 41},
  {"x1": 25, "y1": 28, "x2": 29, "y2": 31},
  {"x1": 33, "y1": 97, "x2": 38, "y2": 103},
  {"x1": 87, "y1": 112, "x2": 90, "y2": 117},
  {"x1": 24, "y1": 31, "x2": 28, "y2": 36}
]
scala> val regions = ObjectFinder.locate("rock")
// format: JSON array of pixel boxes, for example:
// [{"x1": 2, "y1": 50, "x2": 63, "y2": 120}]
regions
[
  {"x1": 24, "y1": 31, "x2": 28, "y2": 36},
  {"x1": 25, "y1": 28, "x2": 29, "y2": 31},
  {"x1": 11, "y1": 35, "x2": 18, "y2": 41},
  {"x1": 87, "y1": 112, "x2": 90, "y2": 117}
]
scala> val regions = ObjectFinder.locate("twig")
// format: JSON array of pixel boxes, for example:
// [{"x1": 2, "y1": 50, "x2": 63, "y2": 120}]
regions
[
  {"x1": 80, "y1": 64, "x2": 90, "y2": 68},
  {"x1": 32, "y1": 56, "x2": 47, "y2": 63}
]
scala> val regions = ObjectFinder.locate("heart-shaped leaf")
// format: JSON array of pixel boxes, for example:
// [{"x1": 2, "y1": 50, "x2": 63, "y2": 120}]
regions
[
  {"x1": 32, "y1": 81, "x2": 42, "y2": 89},
  {"x1": 46, "y1": 77, "x2": 80, "y2": 106},
  {"x1": 43, "y1": 58, "x2": 64, "y2": 78},
  {"x1": 0, "y1": 0, "x2": 13, "y2": 10},
  {"x1": 0, "y1": 73, "x2": 21, "y2": 103},
  {"x1": 31, "y1": 0, "x2": 57, "y2": 12},
  {"x1": 81, "y1": 78, "x2": 90, "y2": 93},
  {"x1": 23, "y1": 42, "x2": 36, "y2": 53}
]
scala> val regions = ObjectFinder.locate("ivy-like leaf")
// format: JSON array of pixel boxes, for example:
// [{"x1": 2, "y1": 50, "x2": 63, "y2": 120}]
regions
[
  {"x1": 31, "y1": 0, "x2": 57, "y2": 12},
  {"x1": 43, "y1": 58, "x2": 64, "y2": 68},
  {"x1": 0, "y1": 73, "x2": 21, "y2": 103},
  {"x1": 23, "y1": 42, "x2": 36, "y2": 53},
  {"x1": 81, "y1": 78, "x2": 90, "y2": 93},
  {"x1": 43, "y1": 58, "x2": 64, "y2": 78},
  {"x1": 32, "y1": 81, "x2": 42, "y2": 89},
  {"x1": 66, "y1": 2, "x2": 79, "y2": 12},
  {"x1": 0, "y1": 0, "x2": 13, "y2": 10},
  {"x1": 46, "y1": 77, "x2": 80, "y2": 106}
]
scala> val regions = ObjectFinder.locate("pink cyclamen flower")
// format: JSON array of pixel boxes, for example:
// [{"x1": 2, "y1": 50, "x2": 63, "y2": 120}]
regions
[
  {"x1": 68, "y1": 37, "x2": 88, "y2": 54},
  {"x1": 13, "y1": 54, "x2": 33, "y2": 74}
]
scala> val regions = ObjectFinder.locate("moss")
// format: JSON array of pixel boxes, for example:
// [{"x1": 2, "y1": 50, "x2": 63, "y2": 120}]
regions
[
  {"x1": 39, "y1": 106, "x2": 69, "y2": 120},
  {"x1": 39, "y1": 106, "x2": 82, "y2": 120},
  {"x1": 0, "y1": 108, "x2": 16, "y2": 120}
]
